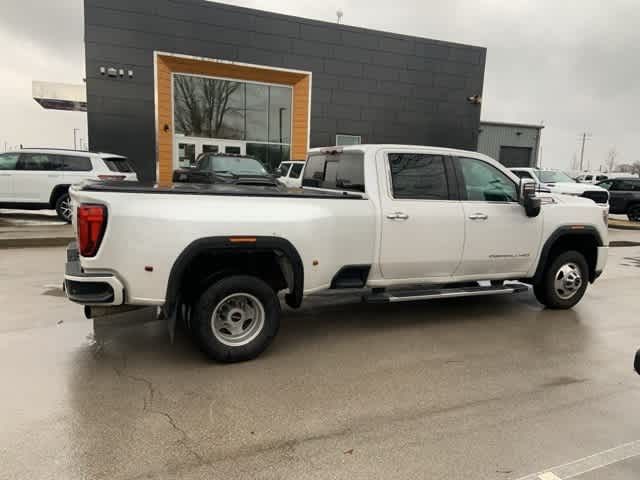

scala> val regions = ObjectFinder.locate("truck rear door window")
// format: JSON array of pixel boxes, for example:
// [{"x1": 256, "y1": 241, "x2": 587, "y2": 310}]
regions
[
  {"x1": 302, "y1": 152, "x2": 365, "y2": 192},
  {"x1": 388, "y1": 153, "x2": 449, "y2": 200}
]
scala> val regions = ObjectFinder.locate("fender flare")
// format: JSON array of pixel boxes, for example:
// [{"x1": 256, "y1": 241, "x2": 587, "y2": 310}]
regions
[
  {"x1": 164, "y1": 236, "x2": 304, "y2": 320},
  {"x1": 49, "y1": 184, "x2": 71, "y2": 207},
  {"x1": 532, "y1": 225, "x2": 604, "y2": 284}
]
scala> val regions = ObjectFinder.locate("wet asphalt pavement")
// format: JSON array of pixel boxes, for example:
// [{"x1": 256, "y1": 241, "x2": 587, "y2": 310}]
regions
[{"x1": 2, "y1": 234, "x2": 640, "y2": 480}]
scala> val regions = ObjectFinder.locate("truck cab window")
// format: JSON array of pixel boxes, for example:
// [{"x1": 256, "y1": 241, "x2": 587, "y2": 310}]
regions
[
  {"x1": 459, "y1": 157, "x2": 517, "y2": 202},
  {"x1": 302, "y1": 151, "x2": 364, "y2": 192},
  {"x1": 388, "y1": 153, "x2": 449, "y2": 200}
]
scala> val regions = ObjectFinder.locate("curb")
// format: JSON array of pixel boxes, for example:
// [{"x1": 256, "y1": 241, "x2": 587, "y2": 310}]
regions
[{"x1": 0, "y1": 237, "x2": 74, "y2": 249}]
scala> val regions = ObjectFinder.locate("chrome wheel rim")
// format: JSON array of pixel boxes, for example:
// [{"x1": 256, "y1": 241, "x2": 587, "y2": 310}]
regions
[
  {"x1": 60, "y1": 197, "x2": 72, "y2": 221},
  {"x1": 554, "y1": 262, "x2": 583, "y2": 300},
  {"x1": 211, "y1": 293, "x2": 265, "y2": 346}
]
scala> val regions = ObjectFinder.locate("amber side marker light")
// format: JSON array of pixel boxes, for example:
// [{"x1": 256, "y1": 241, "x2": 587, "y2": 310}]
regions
[{"x1": 229, "y1": 237, "x2": 257, "y2": 243}]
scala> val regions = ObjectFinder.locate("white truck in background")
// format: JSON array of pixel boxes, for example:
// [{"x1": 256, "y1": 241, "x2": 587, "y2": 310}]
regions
[{"x1": 64, "y1": 145, "x2": 608, "y2": 362}]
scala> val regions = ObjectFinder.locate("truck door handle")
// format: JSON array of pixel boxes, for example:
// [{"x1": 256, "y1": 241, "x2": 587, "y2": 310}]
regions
[
  {"x1": 47, "y1": 174, "x2": 61, "y2": 178},
  {"x1": 387, "y1": 212, "x2": 409, "y2": 220},
  {"x1": 0, "y1": 173, "x2": 11, "y2": 176},
  {"x1": 469, "y1": 213, "x2": 488, "y2": 220}
]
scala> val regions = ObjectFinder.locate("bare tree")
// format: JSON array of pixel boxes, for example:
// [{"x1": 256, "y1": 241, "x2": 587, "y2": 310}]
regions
[
  {"x1": 174, "y1": 75, "x2": 203, "y2": 136},
  {"x1": 202, "y1": 79, "x2": 242, "y2": 138},
  {"x1": 173, "y1": 76, "x2": 243, "y2": 138},
  {"x1": 605, "y1": 148, "x2": 618, "y2": 172}
]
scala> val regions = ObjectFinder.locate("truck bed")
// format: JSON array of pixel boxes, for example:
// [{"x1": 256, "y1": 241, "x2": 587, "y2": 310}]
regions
[{"x1": 78, "y1": 181, "x2": 365, "y2": 200}]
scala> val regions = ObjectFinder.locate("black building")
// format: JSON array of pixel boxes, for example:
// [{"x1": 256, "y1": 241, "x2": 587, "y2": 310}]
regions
[{"x1": 84, "y1": 0, "x2": 486, "y2": 182}]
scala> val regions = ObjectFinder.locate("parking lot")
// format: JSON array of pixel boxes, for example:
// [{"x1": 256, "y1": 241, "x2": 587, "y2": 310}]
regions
[{"x1": 1, "y1": 229, "x2": 639, "y2": 480}]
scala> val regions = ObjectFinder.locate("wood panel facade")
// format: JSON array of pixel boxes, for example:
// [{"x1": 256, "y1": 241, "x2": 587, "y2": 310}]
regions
[{"x1": 155, "y1": 54, "x2": 310, "y2": 183}]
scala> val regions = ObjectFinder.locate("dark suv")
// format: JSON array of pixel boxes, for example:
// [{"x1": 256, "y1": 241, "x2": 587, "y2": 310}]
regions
[
  {"x1": 172, "y1": 153, "x2": 279, "y2": 186},
  {"x1": 597, "y1": 177, "x2": 640, "y2": 221}
]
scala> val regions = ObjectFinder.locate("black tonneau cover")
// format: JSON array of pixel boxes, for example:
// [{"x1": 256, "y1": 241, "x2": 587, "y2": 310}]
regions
[{"x1": 77, "y1": 180, "x2": 365, "y2": 199}]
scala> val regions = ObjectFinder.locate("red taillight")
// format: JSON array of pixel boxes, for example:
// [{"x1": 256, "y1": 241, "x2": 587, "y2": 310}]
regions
[
  {"x1": 98, "y1": 174, "x2": 126, "y2": 181},
  {"x1": 77, "y1": 204, "x2": 107, "y2": 257}
]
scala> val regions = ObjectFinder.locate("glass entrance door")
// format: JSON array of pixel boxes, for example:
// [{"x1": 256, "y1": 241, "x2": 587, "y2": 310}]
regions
[{"x1": 174, "y1": 137, "x2": 245, "y2": 169}]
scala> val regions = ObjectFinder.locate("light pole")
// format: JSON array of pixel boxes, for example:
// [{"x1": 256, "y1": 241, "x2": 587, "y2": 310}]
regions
[
  {"x1": 73, "y1": 128, "x2": 80, "y2": 150},
  {"x1": 578, "y1": 132, "x2": 592, "y2": 171}
]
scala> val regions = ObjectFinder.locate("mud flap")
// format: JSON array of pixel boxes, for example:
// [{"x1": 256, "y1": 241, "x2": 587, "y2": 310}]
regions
[{"x1": 165, "y1": 305, "x2": 176, "y2": 344}]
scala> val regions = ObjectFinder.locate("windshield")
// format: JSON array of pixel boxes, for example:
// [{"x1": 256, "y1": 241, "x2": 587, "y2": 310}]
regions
[
  {"x1": 200, "y1": 156, "x2": 268, "y2": 175},
  {"x1": 534, "y1": 170, "x2": 576, "y2": 183}
]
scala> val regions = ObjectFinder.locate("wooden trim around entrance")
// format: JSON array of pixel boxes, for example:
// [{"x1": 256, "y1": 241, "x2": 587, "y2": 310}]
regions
[{"x1": 155, "y1": 54, "x2": 311, "y2": 184}]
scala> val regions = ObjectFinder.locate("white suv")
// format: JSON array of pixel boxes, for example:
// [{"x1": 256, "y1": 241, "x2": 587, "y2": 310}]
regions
[
  {"x1": 510, "y1": 167, "x2": 609, "y2": 207},
  {"x1": 0, "y1": 148, "x2": 137, "y2": 222}
]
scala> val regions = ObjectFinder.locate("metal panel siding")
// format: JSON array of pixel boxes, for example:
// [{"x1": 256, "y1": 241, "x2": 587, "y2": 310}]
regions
[
  {"x1": 85, "y1": 0, "x2": 485, "y2": 181},
  {"x1": 477, "y1": 123, "x2": 542, "y2": 167}
]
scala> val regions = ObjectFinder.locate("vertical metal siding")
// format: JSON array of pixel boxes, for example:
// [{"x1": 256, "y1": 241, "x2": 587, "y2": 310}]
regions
[{"x1": 477, "y1": 123, "x2": 542, "y2": 167}]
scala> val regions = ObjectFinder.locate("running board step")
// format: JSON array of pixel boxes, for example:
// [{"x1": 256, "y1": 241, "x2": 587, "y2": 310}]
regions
[{"x1": 363, "y1": 283, "x2": 529, "y2": 304}]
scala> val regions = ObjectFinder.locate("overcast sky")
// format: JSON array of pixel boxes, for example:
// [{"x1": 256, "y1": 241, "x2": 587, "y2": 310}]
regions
[{"x1": 1, "y1": 0, "x2": 638, "y2": 171}]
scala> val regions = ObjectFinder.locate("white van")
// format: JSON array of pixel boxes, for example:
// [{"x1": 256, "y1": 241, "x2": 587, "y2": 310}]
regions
[
  {"x1": 0, "y1": 148, "x2": 137, "y2": 222},
  {"x1": 276, "y1": 160, "x2": 305, "y2": 187}
]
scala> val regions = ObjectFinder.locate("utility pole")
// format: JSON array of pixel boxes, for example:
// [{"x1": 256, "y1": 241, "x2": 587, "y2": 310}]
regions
[
  {"x1": 578, "y1": 132, "x2": 592, "y2": 171},
  {"x1": 73, "y1": 128, "x2": 80, "y2": 150}
]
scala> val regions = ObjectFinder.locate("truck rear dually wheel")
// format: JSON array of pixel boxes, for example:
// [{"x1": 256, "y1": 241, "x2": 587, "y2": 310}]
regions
[
  {"x1": 534, "y1": 250, "x2": 589, "y2": 309},
  {"x1": 192, "y1": 275, "x2": 280, "y2": 362}
]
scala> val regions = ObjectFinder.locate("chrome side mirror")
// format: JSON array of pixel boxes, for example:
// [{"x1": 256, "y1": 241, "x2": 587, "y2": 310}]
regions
[{"x1": 520, "y1": 179, "x2": 541, "y2": 218}]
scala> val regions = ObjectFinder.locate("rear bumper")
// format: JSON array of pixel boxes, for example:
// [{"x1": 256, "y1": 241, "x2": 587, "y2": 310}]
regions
[{"x1": 64, "y1": 242, "x2": 124, "y2": 305}]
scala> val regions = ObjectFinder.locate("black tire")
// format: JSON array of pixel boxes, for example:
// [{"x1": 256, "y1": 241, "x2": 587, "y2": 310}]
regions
[
  {"x1": 627, "y1": 205, "x2": 640, "y2": 222},
  {"x1": 55, "y1": 193, "x2": 72, "y2": 223},
  {"x1": 191, "y1": 275, "x2": 280, "y2": 362},
  {"x1": 533, "y1": 250, "x2": 589, "y2": 309}
]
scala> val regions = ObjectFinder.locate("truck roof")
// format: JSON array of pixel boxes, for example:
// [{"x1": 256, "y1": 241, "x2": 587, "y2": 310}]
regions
[{"x1": 308, "y1": 144, "x2": 492, "y2": 158}]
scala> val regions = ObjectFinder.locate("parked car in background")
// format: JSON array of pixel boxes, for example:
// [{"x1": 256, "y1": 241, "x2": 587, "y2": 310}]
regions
[
  {"x1": 276, "y1": 160, "x2": 305, "y2": 187},
  {"x1": 172, "y1": 153, "x2": 279, "y2": 186},
  {"x1": 577, "y1": 172, "x2": 633, "y2": 184},
  {"x1": 597, "y1": 177, "x2": 640, "y2": 221},
  {"x1": 64, "y1": 145, "x2": 608, "y2": 362},
  {"x1": 0, "y1": 148, "x2": 137, "y2": 222},
  {"x1": 510, "y1": 168, "x2": 609, "y2": 206}
]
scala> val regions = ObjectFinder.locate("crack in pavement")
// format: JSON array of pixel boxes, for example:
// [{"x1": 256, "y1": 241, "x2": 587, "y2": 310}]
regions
[{"x1": 112, "y1": 353, "x2": 204, "y2": 464}]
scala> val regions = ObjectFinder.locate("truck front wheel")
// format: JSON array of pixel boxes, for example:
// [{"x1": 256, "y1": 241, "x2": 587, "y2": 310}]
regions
[
  {"x1": 533, "y1": 251, "x2": 589, "y2": 309},
  {"x1": 192, "y1": 275, "x2": 280, "y2": 362}
]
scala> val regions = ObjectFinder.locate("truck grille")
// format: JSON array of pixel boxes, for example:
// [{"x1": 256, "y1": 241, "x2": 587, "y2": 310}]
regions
[{"x1": 581, "y1": 190, "x2": 609, "y2": 204}]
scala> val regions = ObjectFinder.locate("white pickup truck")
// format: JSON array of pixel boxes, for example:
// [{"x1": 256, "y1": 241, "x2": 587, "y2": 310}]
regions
[{"x1": 64, "y1": 145, "x2": 608, "y2": 362}]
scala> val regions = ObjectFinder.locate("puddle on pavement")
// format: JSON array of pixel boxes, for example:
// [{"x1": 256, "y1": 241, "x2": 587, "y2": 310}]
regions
[{"x1": 621, "y1": 257, "x2": 640, "y2": 268}]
